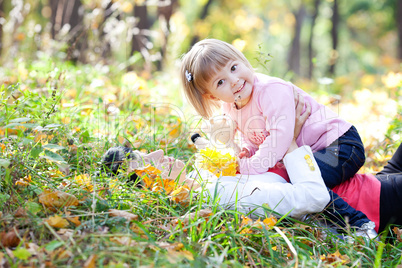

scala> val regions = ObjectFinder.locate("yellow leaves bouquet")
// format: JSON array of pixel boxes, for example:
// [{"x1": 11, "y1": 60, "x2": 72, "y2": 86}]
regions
[{"x1": 197, "y1": 147, "x2": 238, "y2": 177}]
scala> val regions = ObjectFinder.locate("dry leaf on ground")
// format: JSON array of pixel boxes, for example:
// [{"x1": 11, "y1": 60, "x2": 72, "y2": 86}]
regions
[
  {"x1": 320, "y1": 250, "x2": 350, "y2": 265},
  {"x1": 393, "y1": 227, "x2": 402, "y2": 242},
  {"x1": 0, "y1": 229, "x2": 20, "y2": 248},
  {"x1": 66, "y1": 216, "x2": 81, "y2": 227},
  {"x1": 84, "y1": 254, "x2": 97, "y2": 268},
  {"x1": 14, "y1": 207, "x2": 27, "y2": 217},
  {"x1": 108, "y1": 209, "x2": 138, "y2": 221},
  {"x1": 45, "y1": 215, "x2": 69, "y2": 228},
  {"x1": 56, "y1": 229, "x2": 75, "y2": 241},
  {"x1": 39, "y1": 189, "x2": 79, "y2": 210},
  {"x1": 171, "y1": 209, "x2": 212, "y2": 226}
]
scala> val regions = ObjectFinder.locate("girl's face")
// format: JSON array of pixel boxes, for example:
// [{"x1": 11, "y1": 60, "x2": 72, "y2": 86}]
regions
[{"x1": 206, "y1": 60, "x2": 255, "y2": 109}]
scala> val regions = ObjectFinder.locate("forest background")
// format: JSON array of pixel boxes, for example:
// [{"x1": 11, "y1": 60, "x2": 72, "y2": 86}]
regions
[{"x1": 1, "y1": 0, "x2": 402, "y2": 267}]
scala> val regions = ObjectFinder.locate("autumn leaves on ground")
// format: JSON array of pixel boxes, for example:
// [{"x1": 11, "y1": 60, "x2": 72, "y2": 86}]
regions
[{"x1": 1, "y1": 64, "x2": 402, "y2": 267}]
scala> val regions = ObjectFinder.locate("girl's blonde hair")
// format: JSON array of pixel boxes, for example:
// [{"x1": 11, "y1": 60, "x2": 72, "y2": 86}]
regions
[{"x1": 180, "y1": 39, "x2": 252, "y2": 118}]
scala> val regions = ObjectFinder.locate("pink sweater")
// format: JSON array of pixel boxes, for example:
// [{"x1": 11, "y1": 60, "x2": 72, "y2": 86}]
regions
[{"x1": 223, "y1": 73, "x2": 352, "y2": 174}]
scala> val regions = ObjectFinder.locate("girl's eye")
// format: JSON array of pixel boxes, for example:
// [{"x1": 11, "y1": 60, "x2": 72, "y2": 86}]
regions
[
  {"x1": 217, "y1": 80, "x2": 224, "y2": 87},
  {"x1": 231, "y1": 65, "x2": 237, "y2": 72}
]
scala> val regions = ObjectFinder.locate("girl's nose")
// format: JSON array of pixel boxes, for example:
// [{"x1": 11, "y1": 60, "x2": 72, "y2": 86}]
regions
[{"x1": 231, "y1": 77, "x2": 239, "y2": 87}]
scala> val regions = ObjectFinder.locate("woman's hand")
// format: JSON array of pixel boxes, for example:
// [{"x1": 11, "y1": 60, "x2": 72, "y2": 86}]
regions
[{"x1": 287, "y1": 90, "x2": 311, "y2": 154}]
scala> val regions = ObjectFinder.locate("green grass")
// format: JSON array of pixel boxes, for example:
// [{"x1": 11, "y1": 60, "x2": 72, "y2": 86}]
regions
[{"x1": 1, "y1": 60, "x2": 402, "y2": 267}]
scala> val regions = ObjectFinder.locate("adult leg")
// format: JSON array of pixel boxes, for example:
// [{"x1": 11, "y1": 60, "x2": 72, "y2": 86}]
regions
[
  {"x1": 377, "y1": 174, "x2": 402, "y2": 233},
  {"x1": 377, "y1": 142, "x2": 402, "y2": 175},
  {"x1": 314, "y1": 126, "x2": 369, "y2": 227},
  {"x1": 324, "y1": 189, "x2": 371, "y2": 228}
]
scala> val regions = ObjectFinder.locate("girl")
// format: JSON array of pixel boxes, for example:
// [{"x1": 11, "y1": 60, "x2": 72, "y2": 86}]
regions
[{"x1": 180, "y1": 38, "x2": 369, "y2": 229}]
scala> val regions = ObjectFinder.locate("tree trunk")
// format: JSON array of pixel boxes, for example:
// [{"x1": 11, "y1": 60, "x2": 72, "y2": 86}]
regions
[
  {"x1": 131, "y1": 4, "x2": 149, "y2": 55},
  {"x1": 50, "y1": 0, "x2": 85, "y2": 62},
  {"x1": 329, "y1": 0, "x2": 339, "y2": 75},
  {"x1": 156, "y1": 0, "x2": 178, "y2": 71},
  {"x1": 308, "y1": 0, "x2": 321, "y2": 79},
  {"x1": 288, "y1": 5, "x2": 306, "y2": 76},
  {"x1": 397, "y1": 0, "x2": 402, "y2": 60},
  {"x1": 190, "y1": 0, "x2": 214, "y2": 46}
]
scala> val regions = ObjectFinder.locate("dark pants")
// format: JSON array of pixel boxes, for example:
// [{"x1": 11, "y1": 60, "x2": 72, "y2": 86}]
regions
[
  {"x1": 314, "y1": 126, "x2": 369, "y2": 227},
  {"x1": 376, "y1": 142, "x2": 402, "y2": 233}
]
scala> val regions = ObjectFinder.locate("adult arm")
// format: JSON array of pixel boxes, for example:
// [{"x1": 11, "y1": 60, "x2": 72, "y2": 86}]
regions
[{"x1": 208, "y1": 145, "x2": 330, "y2": 219}]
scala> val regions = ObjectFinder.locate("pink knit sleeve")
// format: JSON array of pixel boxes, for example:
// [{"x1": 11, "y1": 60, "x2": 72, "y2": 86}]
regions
[{"x1": 239, "y1": 82, "x2": 296, "y2": 174}]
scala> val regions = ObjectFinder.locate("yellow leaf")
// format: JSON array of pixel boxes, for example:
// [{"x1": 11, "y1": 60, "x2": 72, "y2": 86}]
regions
[
  {"x1": 39, "y1": 189, "x2": 79, "y2": 210},
  {"x1": 83, "y1": 254, "x2": 97, "y2": 268},
  {"x1": 45, "y1": 215, "x2": 69, "y2": 228},
  {"x1": 73, "y1": 174, "x2": 93, "y2": 192},
  {"x1": 109, "y1": 209, "x2": 138, "y2": 221},
  {"x1": 170, "y1": 185, "x2": 190, "y2": 204},
  {"x1": 134, "y1": 165, "x2": 162, "y2": 178},
  {"x1": 240, "y1": 216, "x2": 253, "y2": 227},
  {"x1": 321, "y1": 250, "x2": 350, "y2": 265},
  {"x1": 67, "y1": 216, "x2": 81, "y2": 227},
  {"x1": 34, "y1": 132, "x2": 54, "y2": 144},
  {"x1": 15, "y1": 175, "x2": 32, "y2": 186},
  {"x1": 262, "y1": 216, "x2": 277, "y2": 228}
]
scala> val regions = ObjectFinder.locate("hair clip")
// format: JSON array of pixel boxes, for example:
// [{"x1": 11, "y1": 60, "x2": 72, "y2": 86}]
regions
[{"x1": 185, "y1": 70, "x2": 193, "y2": 82}]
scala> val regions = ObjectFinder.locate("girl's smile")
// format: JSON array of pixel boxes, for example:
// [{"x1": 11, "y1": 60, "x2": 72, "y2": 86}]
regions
[{"x1": 206, "y1": 60, "x2": 255, "y2": 109}]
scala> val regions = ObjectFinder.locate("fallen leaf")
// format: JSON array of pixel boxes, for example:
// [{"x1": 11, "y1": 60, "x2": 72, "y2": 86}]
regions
[
  {"x1": 45, "y1": 215, "x2": 69, "y2": 228},
  {"x1": 262, "y1": 216, "x2": 277, "y2": 228},
  {"x1": 15, "y1": 175, "x2": 32, "y2": 186},
  {"x1": 109, "y1": 209, "x2": 138, "y2": 221},
  {"x1": 14, "y1": 207, "x2": 27, "y2": 217},
  {"x1": 67, "y1": 216, "x2": 81, "y2": 227},
  {"x1": 393, "y1": 227, "x2": 402, "y2": 242},
  {"x1": 74, "y1": 174, "x2": 93, "y2": 192},
  {"x1": 172, "y1": 209, "x2": 212, "y2": 226},
  {"x1": 170, "y1": 185, "x2": 190, "y2": 204},
  {"x1": 156, "y1": 242, "x2": 184, "y2": 251},
  {"x1": 84, "y1": 254, "x2": 97, "y2": 268},
  {"x1": 25, "y1": 243, "x2": 40, "y2": 256},
  {"x1": 39, "y1": 189, "x2": 79, "y2": 211},
  {"x1": 0, "y1": 229, "x2": 20, "y2": 248},
  {"x1": 56, "y1": 229, "x2": 74, "y2": 241},
  {"x1": 110, "y1": 236, "x2": 142, "y2": 247},
  {"x1": 320, "y1": 250, "x2": 350, "y2": 265},
  {"x1": 13, "y1": 247, "x2": 31, "y2": 260}
]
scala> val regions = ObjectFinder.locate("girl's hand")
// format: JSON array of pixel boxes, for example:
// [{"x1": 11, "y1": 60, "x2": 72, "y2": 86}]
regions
[
  {"x1": 287, "y1": 91, "x2": 311, "y2": 154},
  {"x1": 238, "y1": 148, "x2": 250, "y2": 159},
  {"x1": 294, "y1": 91, "x2": 311, "y2": 140}
]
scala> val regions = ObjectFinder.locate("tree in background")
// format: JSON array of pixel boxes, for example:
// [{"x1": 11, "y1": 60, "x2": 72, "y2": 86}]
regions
[
  {"x1": 307, "y1": 0, "x2": 321, "y2": 79},
  {"x1": 329, "y1": 0, "x2": 339, "y2": 75},
  {"x1": 287, "y1": 3, "x2": 306, "y2": 76},
  {"x1": 50, "y1": 0, "x2": 86, "y2": 62}
]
